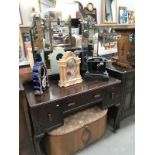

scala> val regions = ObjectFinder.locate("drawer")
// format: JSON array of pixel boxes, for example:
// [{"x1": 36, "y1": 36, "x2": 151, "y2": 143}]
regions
[
  {"x1": 63, "y1": 89, "x2": 107, "y2": 113},
  {"x1": 30, "y1": 101, "x2": 64, "y2": 136},
  {"x1": 106, "y1": 84, "x2": 121, "y2": 106}
]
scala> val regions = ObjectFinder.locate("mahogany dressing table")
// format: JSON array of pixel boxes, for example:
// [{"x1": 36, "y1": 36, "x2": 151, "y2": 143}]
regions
[{"x1": 23, "y1": 76, "x2": 121, "y2": 155}]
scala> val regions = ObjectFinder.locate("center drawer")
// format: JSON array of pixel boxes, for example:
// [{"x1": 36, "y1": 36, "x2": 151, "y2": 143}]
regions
[{"x1": 63, "y1": 88, "x2": 107, "y2": 114}]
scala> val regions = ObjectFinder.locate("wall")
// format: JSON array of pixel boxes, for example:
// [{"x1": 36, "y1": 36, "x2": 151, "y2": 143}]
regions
[
  {"x1": 56, "y1": 0, "x2": 135, "y2": 23},
  {"x1": 56, "y1": 0, "x2": 102, "y2": 23},
  {"x1": 117, "y1": 0, "x2": 135, "y2": 10},
  {"x1": 19, "y1": 0, "x2": 135, "y2": 25},
  {"x1": 19, "y1": 0, "x2": 39, "y2": 25}
]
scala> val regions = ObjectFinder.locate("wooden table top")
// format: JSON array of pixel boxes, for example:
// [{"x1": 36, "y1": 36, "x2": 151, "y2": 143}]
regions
[
  {"x1": 106, "y1": 62, "x2": 135, "y2": 74},
  {"x1": 24, "y1": 77, "x2": 121, "y2": 107}
]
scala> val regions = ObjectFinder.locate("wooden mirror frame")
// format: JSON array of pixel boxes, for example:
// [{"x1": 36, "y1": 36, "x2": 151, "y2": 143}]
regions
[{"x1": 101, "y1": 0, "x2": 117, "y2": 24}]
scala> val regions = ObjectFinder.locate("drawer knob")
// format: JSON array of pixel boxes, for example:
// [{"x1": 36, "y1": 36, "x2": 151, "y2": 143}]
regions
[
  {"x1": 67, "y1": 102, "x2": 76, "y2": 107},
  {"x1": 56, "y1": 104, "x2": 60, "y2": 107},
  {"x1": 48, "y1": 113, "x2": 52, "y2": 122},
  {"x1": 94, "y1": 94, "x2": 101, "y2": 99}
]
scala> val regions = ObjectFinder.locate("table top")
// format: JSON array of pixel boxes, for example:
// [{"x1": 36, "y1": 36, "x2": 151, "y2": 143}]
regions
[
  {"x1": 106, "y1": 62, "x2": 135, "y2": 74},
  {"x1": 24, "y1": 77, "x2": 121, "y2": 108}
]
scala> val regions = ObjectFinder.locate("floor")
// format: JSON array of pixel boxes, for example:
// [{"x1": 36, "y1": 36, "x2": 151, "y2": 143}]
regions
[{"x1": 76, "y1": 115, "x2": 135, "y2": 155}]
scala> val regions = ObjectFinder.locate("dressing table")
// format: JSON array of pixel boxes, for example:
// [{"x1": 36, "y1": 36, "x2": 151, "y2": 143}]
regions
[{"x1": 22, "y1": 76, "x2": 121, "y2": 155}]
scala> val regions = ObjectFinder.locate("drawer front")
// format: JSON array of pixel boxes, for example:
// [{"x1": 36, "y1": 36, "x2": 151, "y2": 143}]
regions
[
  {"x1": 30, "y1": 101, "x2": 64, "y2": 136},
  {"x1": 63, "y1": 89, "x2": 107, "y2": 113},
  {"x1": 106, "y1": 83, "x2": 121, "y2": 107}
]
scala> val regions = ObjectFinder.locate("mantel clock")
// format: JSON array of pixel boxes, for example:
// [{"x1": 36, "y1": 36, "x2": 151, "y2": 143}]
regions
[{"x1": 58, "y1": 51, "x2": 83, "y2": 87}]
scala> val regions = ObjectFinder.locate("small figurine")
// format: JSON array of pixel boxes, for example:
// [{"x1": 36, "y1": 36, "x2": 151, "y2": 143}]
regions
[{"x1": 32, "y1": 53, "x2": 49, "y2": 95}]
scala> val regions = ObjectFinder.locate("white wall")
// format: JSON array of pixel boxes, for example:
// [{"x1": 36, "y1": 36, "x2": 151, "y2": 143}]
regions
[
  {"x1": 56, "y1": 0, "x2": 102, "y2": 23},
  {"x1": 117, "y1": 0, "x2": 135, "y2": 10},
  {"x1": 19, "y1": 0, "x2": 135, "y2": 25},
  {"x1": 19, "y1": 0, "x2": 39, "y2": 25},
  {"x1": 56, "y1": 0, "x2": 135, "y2": 24}
]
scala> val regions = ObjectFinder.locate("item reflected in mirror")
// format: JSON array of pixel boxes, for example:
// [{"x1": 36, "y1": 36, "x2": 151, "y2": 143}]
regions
[{"x1": 97, "y1": 28, "x2": 118, "y2": 56}]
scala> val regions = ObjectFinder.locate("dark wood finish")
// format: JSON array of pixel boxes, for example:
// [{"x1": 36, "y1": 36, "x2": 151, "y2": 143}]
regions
[
  {"x1": 106, "y1": 62, "x2": 135, "y2": 124},
  {"x1": 116, "y1": 32, "x2": 132, "y2": 68},
  {"x1": 19, "y1": 80, "x2": 35, "y2": 155},
  {"x1": 24, "y1": 77, "x2": 121, "y2": 155}
]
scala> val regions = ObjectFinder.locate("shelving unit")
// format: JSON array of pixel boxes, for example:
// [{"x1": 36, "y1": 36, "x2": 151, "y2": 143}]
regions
[{"x1": 95, "y1": 24, "x2": 135, "y2": 29}]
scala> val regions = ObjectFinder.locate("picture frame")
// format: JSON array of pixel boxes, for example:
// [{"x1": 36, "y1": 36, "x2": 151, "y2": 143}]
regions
[
  {"x1": 101, "y1": 0, "x2": 117, "y2": 23},
  {"x1": 128, "y1": 10, "x2": 135, "y2": 24},
  {"x1": 19, "y1": 6, "x2": 23, "y2": 25},
  {"x1": 119, "y1": 6, "x2": 128, "y2": 24}
]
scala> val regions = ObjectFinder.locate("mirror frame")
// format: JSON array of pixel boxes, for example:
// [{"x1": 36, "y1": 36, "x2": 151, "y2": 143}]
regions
[{"x1": 101, "y1": 0, "x2": 117, "y2": 24}]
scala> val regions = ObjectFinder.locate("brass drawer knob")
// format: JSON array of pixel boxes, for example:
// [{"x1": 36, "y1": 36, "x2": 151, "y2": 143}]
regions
[
  {"x1": 67, "y1": 102, "x2": 76, "y2": 107},
  {"x1": 56, "y1": 104, "x2": 60, "y2": 107},
  {"x1": 94, "y1": 94, "x2": 101, "y2": 99}
]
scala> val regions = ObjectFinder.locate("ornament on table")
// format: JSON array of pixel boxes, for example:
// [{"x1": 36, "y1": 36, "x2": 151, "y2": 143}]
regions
[
  {"x1": 32, "y1": 53, "x2": 49, "y2": 95},
  {"x1": 58, "y1": 51, "x2": 83, "y2": 87},
  {"x1": 48, "y1": 47, "x2": 65, "y2": 75}
]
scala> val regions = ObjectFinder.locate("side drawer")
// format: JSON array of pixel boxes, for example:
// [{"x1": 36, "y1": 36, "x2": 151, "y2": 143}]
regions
[
  {"x1": 106, "y1": 83, "x2": 121, "y2": 107},
  {"x1": 63, "y1": 89, "x2": 107, "y2": 114},
  {"x1": 30, "y1": 101, "x2": 64, "y2": 137}
]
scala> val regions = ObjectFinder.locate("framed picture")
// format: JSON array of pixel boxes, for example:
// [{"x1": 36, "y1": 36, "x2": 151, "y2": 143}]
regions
[
  {"x1": 101, "y1": 0, "x2": 117, "y2": 23},
  {"x1": 128, "y1": 10, "x2": 135, "y2": 24},
  {"x1": 119, "y1": 6, "x2": 128, "y2": 24}
]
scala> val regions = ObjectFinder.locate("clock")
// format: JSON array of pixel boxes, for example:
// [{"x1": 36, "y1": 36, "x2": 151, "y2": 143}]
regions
[
  {"x1": 84, "y1": 3, "x2": 97, "y2": 23},
  {"x1": 32, "y1": 61, "x2": 49, "y2": 95},
  {"x1": 58, "y1": 51, "x2": 83, "y2": 87},
  {"x1": 84, "y1": 57, "x2": 109, "y2": 81},
  {"x1": 87, "y1": 3, "x2": 94, "y2": 12}
]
